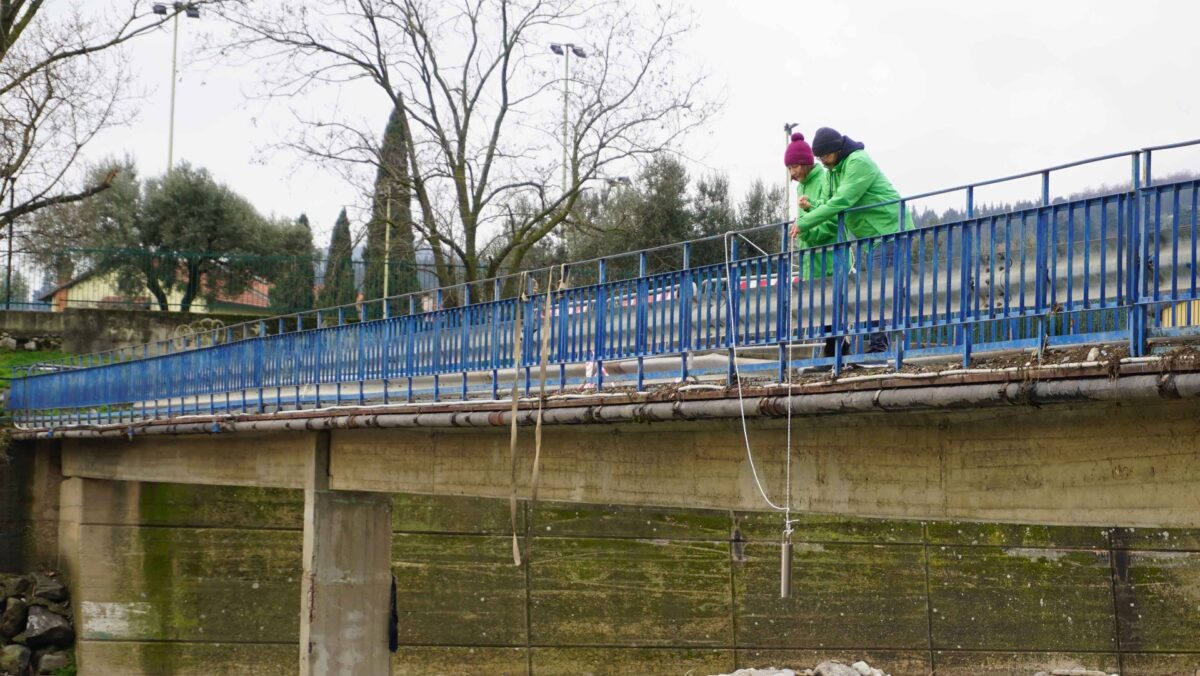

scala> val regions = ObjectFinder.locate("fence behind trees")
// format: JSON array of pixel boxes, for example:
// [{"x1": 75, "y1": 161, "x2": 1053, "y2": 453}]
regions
[{"x1": 0, "y1": 247, "x2": 446, "y2": 315}]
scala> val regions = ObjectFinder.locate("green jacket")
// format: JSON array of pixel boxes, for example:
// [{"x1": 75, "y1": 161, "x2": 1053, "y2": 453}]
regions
[
  {"x1": 796, "y1": 149, "x2": 902, "y2": 241},
  {"x1": 793, "y1": 164, "x2": 836, "y2": 280}
]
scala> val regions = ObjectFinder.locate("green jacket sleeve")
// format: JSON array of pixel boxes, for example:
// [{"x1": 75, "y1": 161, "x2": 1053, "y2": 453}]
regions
[{"x1": 796, "y1": 154, "x2": 877, "y2": 237}]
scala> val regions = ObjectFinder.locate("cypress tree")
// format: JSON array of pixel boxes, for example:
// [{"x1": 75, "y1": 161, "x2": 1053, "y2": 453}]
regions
[
  {"x1": 319, "y1": 209, "x2": 358, "y2": 310},
  {"x1": 269, "y1": 214, "x2": 317, "y2": 313},
  {"x1": 364, "y1": 105, "x2": 419, "y2": 304}
]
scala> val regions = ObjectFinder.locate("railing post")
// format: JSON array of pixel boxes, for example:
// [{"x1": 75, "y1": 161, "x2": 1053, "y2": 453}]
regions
[
  {"x1": 680, "y1": 243, "x2": 692, "y2": 382},
  {"x1": 636, "y1": 252, "x2": 648, "y2": 390},
  {"x1": 555, "y1": 266, "x2": 569, "y2": 392},
  {"x1": 727, "y1": 237, "x2": 739, "y2": 386},
  {"x1": 960, "y1": 219, "x2": 974, "y2": 368},
  {"x1": 895, "y1": 201, "x2": 908, "y2": 371},
  {"x1": 1035, "y1": 171, "x2": 1051, "y2": 358},
  {"x1": 1129, "y1": 152, "x2": 1147, "y2": 356},
  {"x1": 778, "y1": 221, "x2": 790, "y2": 383},
  {"x1": 595, "y1": 258, "x2": 607, "y2": 391},
  {"x1": 832, "y1": 215, "x2": 847, "y2": 377}
]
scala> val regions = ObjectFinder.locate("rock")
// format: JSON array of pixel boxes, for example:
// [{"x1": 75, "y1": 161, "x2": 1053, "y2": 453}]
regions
[
  {"x1": 35, "y1": 649, "x2": 71, "y2": 673},
  {"x1": 30, "y1": 574, "x2": 67, "y2": 603},
  {"x1": 0, "y1": 575, "x2": 31, "y2": 600},
  {"x1": 0, "y1": 598, "x2": 28, "y2": 640},
  {"x1": 851, "y1": 662, "x2": 872, "y2": 676},
  {"x1": 23, "y1": 606, "x2": 73, "y2": 649},
  {"x1": 0, "y1": 336, "x2": 16, "y2": 351},
  {"x1": 22, "y1": 340, "x2": 37, "y2": 351},
  {"x1": 714, "y1": 670, "x2": 796, "y2": 676},
  {"x1": 26, "y1": 599, "x2": 71, "y2": 622},
  {"x1": 814, "y1": 662, "x2": 862, "y2": 676},
  {"x1": 1086, "y1": 347, "x2": 1100, "y2": 362},
  {"x1": 0, "y1": 644, "x2": 31, "y2": 674}
]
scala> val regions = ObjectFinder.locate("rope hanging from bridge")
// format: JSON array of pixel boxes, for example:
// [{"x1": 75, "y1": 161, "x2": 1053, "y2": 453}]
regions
[
  {"x1": 507, "y1": 267, "x2": 561, "y2": 566},
  {"x1": 724, "y1": 233, "x2": 797, "y2": 597}
]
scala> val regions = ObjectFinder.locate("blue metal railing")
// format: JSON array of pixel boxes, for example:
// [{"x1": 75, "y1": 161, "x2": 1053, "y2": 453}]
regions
[{"x1": 8, "y1": 140, "x2": 1200, "y2": 427}]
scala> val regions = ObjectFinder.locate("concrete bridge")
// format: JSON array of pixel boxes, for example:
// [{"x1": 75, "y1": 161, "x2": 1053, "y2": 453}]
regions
[{"x1": 5, "y1": 142, "x2": 1200, "y2": 675}]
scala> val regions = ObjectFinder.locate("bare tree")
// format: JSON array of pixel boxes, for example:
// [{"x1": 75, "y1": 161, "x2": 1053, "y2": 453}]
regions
[
  {"x1": 218, "y1": 0, "x2": 715, "y2": 293},
  {"x1": 0, "y1": 2, "x2": 216, "y2": 234}
]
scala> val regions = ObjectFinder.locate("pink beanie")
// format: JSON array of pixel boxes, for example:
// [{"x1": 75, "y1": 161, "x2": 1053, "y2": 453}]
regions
[{"x1": 783, "y1": 132, "x2": 814, "y2": 166}]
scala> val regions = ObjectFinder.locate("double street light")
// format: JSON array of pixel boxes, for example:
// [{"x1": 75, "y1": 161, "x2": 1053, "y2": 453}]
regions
[
  {"x1": 152, "y1": 2, "x2": 202, "y2": 175},
  {"x1": 549, "y1": 43, "x2": 587, "y2": 193}
]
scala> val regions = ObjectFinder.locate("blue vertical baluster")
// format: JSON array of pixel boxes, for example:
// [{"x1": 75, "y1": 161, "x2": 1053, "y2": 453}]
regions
[
  {"x1": 1130, "y1": 153, "x2": 1146, "y2": 356},
  {"x1": 636, "y1": 252, "x2": 647, "y2": 391},
  {"x1": 595, "y1": 259, "x2": 607, "y2": 391},
  {"x1": 727, "y1": 237, "x2": 739, "y2": 385},
  {"x1": 680, "y1": 243, "x2": 693, "y2": 382}
]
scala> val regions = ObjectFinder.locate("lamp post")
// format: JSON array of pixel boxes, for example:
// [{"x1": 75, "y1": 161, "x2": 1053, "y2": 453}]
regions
[
  {"x1": 152, "y1": 2, "x2": 201, "y2": 175},
  {"x1": 549, "y1": 43, "x2": 587, "y2": 194},
  {"x1": 5, "y1": 177, "x2": 13, "y2": 310}
]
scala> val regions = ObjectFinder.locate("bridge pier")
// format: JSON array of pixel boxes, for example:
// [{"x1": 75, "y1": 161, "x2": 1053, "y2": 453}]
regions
[{"x1": 299, "y1": 432, "x2": 394, "y2": 676}]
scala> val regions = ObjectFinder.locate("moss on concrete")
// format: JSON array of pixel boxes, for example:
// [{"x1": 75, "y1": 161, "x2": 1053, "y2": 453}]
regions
[
  {"x1": 1114, "y1": 550, "x2": 1200, "y2": 651},
  {"x1": 529, "y1": 537, "x2": 731, "y2": 646},
  {"x1": 531, "y1": 647, "x2": 731, "y2": 675},
  {"x1": 931, "y1": 650, "x2": 1121, "y2": 675},
  {"x1": 138, "y1": 482, "x2": 303, "y2": 530},
  {"x1": 392, "y1": 493, "x2": 520, "y2": 534},
  {"x1": 928, "y1": 545, "x2": 1116, "y2": 651},
  {"x1": 392, "y1": 647, "x2": 528, "y2": 676},
  {"x1": 734, "y1": 541, "x2": 927, "y2": 649},
  {"x1": 927, "y1": 521, "x2": 1109, "y2": 548},
  {"x1": 737, "y1": 511, "x2": 924, "y2": 544},
  {"x1": 531, "y1": 501, "x2": 730, "y2": 540},
  {"x1": 392, "y1": 534, "x2": 527, "y2": 646},
  {"x1": 80, "y1": 640, "x2": 295, "y2": 675}
]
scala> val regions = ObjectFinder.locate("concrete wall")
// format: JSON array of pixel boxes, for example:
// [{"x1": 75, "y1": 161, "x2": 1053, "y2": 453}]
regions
[
  {"x1": 0, "y1": 441, "x2": 61, "y2": 573},
  {"x1": 0, "y1": 307, "x2": 266, "y2": 354},
  {"x1": 56, "y1": 480, "x2": 1200, "y2": 675},
  {"x1": 61, "y1": 398, "x2": 1200, "y2": 528}
]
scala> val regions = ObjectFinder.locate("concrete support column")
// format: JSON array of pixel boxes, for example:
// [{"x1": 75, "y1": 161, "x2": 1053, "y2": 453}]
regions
[{"x1": 299, "y1": 432, "x2": 393, "y2": 676}]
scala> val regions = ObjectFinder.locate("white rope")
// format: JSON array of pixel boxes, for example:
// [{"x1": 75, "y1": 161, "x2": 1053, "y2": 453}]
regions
[{"x1": 722, "y1": 233, "x2": 790, "y2": 515}]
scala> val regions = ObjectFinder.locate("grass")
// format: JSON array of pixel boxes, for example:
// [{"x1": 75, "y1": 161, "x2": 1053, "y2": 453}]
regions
[{"x1": 0, "y1": 349, "x2": 68, "y2": 382}]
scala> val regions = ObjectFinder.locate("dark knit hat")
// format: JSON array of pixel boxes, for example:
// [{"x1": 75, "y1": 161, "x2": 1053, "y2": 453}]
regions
[
  {"x1": 811, "y1": 127, "x2": 844, "y2": 157},
  {"x1": 783, "y1": 132, "x2": 814, "y2": 166}
]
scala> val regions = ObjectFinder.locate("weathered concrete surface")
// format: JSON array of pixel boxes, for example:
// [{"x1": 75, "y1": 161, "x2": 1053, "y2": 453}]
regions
[
  {"x1": 58, "y1": 479, "x2": 301, "y2": 675},
  {"x1": 300, "y1": 433, "x2": 393, "y2": 676},
  {"x1": 61, "y1": 432, "x2": 311, "y2": 489},
  {"x1": 323, "y1": 398, "x2": 1200, "y2": 528},
  {"x1": 57, "y1": 397, "x2": 1200, "y2": 528},
  {"x1": 39, "y1": 481, "x2": 1200, "y2": 675},
  {"x1": 0, "y1": 441, "x2": 61, "y2": 572}
]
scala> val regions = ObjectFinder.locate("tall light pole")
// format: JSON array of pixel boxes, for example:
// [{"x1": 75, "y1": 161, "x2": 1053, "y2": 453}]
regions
[
  {"x1": 153, "y1": 2, "x2": 201, "y2": 175},
  {"x1": 550, "y1": 43, "x2": 587, "y2": 194}
]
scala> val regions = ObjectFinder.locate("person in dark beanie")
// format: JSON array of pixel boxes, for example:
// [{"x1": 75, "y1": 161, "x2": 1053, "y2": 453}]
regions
[{"x1": 792, "y1": 127, "x2": 904, "y2": 353}]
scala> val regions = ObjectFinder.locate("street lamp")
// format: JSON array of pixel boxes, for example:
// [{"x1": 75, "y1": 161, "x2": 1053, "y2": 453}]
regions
[
  {"x1": 549, "y1": 43, "x2": 588, "y2": 193},
  {"x1": 152, "y1": 2, "x2": 201, "y2": 175}
]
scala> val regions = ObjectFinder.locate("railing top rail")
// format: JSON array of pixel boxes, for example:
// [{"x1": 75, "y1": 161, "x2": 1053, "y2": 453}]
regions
[
  {"x1": 13, "y1": 138, "x2": 1200, "y2": 377},
  {"x1": 1142, "y1": 138, "x2": 1200, "y2": 153},
  {"x1": 843, "y1": 148, "x2": 1141, "y2": 215}
]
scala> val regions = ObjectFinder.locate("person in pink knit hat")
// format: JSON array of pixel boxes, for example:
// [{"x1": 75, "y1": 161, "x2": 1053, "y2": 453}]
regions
[
  {"x1": 784, "y1": 132, "x2": 843, "y2": 359},
  {"x1": 784, "y1": 132, "x2": 837, "y2": 281}
]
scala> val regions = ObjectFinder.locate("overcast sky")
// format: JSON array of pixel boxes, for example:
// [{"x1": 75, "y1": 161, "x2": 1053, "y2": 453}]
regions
[{"x1": 87, "y1": 0, "x2": 1200, "y2": 243}]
